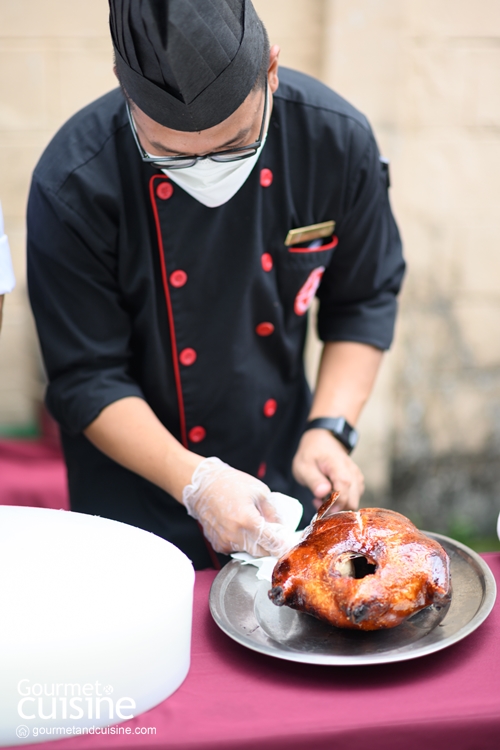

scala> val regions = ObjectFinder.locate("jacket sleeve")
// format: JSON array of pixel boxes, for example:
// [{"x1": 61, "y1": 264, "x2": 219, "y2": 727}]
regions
[
  {"x1": 27, "y1": 177, "x2": 144, "y2": 435},
  {"x1": 317, "y1": 125, "x2": 405, "y2": 350}
]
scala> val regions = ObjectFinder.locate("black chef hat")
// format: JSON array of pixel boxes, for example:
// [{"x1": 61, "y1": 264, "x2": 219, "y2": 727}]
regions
[{"x1": 110, "y1": 0, "x2": 266, "y2": 132}]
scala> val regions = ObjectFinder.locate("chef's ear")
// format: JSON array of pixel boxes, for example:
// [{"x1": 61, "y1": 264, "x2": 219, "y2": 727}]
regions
[{"x1": 268, "y1": 44, "x2": 280, "y2": 94}]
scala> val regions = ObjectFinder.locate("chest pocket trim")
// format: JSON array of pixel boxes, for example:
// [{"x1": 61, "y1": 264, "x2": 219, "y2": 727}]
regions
[{"x1": 287, "y1": 236, "x2": 338, "y2": 254}]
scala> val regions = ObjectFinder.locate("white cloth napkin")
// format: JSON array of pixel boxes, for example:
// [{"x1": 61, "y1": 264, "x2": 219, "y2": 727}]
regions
[{"x1": 231, "y1": 492, "x2": 304, "y2": 582}]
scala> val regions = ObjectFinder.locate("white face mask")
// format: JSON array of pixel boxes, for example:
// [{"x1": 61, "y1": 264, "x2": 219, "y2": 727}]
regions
[
  {"x1": 149, "y1": 89, "x2": 271, "y2": 208},
  {"x1": 162, "y1": 143, "x2": 267, "y2": 207}
]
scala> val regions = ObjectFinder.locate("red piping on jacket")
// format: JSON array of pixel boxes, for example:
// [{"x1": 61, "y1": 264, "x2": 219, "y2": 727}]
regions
[
  {"x1": 149, "y1": 175, "x2": 221, "y2": 570},
  {"x1": 288, "y1": 235, "x2": 338, "y2": 253},
  {"x1": 149, "y1": 175, "x2": 189, "y2": 449}
]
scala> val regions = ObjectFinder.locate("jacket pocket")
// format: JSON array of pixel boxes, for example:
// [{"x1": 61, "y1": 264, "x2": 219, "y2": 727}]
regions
[
  {"x1": 279, "y1": 234, "x2": 338, "y2": 272},
  {"x1": 287, "y1": 235, "x2": 338, "y2": 253}
]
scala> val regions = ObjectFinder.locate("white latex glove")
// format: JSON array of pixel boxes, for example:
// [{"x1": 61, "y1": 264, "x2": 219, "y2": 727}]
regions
[{"x1": 182, "y1": 457, "x2": 296, "y2": 557}]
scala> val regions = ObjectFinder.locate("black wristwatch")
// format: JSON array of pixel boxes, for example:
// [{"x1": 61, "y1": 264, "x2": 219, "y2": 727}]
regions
[{"x1": 303, "y1": 417, "x2": 359, "y2": 454}]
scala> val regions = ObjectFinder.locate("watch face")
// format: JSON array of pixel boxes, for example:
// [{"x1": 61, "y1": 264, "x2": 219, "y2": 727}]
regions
[
  {"x1": 339, "y1": 418, "x2": 357, "y2": 450},
  {"x1": 304, "y1": 417, "x2": 358, "y2": 453}
]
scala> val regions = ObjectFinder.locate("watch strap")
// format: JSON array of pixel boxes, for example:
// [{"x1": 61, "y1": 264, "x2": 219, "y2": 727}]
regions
[{"x1": 303, "y1": 417, "x2": 358, "y2": 454}]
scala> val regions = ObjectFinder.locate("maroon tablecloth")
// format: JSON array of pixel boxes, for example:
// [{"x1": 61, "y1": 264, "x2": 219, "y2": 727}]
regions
[
  {"x1": 0, "y1": 440, "x2": 69, "y2": 510},
  {"x1": 6, "y1": 554, "x2": 500, "y2": 750}
]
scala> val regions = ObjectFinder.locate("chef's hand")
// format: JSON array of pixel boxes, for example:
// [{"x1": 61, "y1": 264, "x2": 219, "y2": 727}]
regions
[
  {"x1": 182, "y1": 457, "x2": 295, "y2": 557},
  {"x1": 292, "y1": 428, "x2": 364, "y2": 511}
]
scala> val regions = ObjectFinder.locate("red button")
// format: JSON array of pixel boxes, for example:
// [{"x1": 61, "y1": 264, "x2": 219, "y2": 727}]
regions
[
  {"x1": 263, "y1": 399, "x2": 277, "y2": 418},
  {"x1": 256, "y1": 322, "x2": 275, "y2": 337},
  {"x1": 156, "y1": 181, "x2": 174, "y2": 200},
  {"x1": 257, "y1": 462, "x2": 267, "y2": 479},
  {"x1": 188, "y1": 426, "x2": 206, "y2": 443},
  {"x1": 260, "y1": 168, "x2": 273, "y2": 188},
  {"x1": 179, "y1": 348, "x2": 197, "y2": 366},
  {"x1": 170, "y1": 270, "x2": 188, "y2": 288},
  {"x1": 261, "y1": 253, "x2": 273, "y2": 272}
]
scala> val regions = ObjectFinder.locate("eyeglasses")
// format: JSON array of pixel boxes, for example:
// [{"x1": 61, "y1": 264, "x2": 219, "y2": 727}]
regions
[{"x1": 126, "y1": 87, "x2": 268, "y2": 170}]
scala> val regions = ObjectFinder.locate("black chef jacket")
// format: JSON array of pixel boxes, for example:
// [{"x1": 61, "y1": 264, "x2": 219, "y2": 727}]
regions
[{"x1": 27, "y1": 68, "x2": 405, "y2": 569}]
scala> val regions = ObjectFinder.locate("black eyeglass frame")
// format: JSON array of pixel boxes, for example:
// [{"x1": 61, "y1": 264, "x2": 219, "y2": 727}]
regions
[{"x1": 126, "y1": 87, "x2": 268, "y2": 170}]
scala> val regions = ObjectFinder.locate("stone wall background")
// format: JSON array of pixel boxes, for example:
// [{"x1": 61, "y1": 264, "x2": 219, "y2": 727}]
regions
[{"x1": 1, "y1": 1, "x2": 499, "y2": 540}]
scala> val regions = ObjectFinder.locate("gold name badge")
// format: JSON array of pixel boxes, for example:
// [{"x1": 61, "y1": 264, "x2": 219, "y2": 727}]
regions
[{"x1": 284, "y1": 220, "x2": 336, "y2": 247}]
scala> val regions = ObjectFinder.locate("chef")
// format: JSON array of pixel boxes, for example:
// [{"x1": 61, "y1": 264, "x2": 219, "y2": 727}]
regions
[
  {"x1": 0, "y1": 200, "x2": 15, "y2": 332},
  {"x1": 27, "y1": 0, "x2": 405, "y2": 569}
]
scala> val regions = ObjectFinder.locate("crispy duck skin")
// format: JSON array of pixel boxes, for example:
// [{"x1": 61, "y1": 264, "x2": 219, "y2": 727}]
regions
[{"x1": 269, "y1": 494, "x2": 451, "y2": 630}]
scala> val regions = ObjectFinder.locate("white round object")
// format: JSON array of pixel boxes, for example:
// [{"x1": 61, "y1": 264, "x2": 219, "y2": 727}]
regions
[{"x1": 0, "y1": 506, "x2": 195, "y2": 746}]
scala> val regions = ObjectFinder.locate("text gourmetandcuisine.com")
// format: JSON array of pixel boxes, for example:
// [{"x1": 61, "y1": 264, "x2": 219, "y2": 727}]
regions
[{"x1": 16, "y1": 726, "x2": 157, "y2": 739}]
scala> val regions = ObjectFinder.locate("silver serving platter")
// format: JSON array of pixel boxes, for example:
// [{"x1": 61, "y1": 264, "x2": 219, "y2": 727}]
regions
[{"x1": 209, "y1": 532, "x2": 497, "y2": 665}]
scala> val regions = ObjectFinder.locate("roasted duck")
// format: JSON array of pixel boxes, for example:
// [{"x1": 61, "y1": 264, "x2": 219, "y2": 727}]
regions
[{"x1": 269, "y1": 494, "x2": 451, "y2": 630}]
